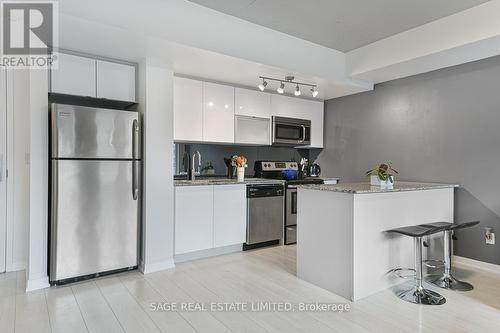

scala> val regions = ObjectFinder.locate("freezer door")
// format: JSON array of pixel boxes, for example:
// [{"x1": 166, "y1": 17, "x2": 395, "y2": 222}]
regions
[
  {"x1": 51, "y1": 104, "x2": 140, "y2": 159},
  {"x1": 50, "y1": 160, "x2": 140, "y2": 282}
]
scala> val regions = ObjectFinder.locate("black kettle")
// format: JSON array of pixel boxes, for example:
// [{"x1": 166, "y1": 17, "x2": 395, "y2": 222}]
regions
[{"x1": 308, "y1": 163, "x2": 321, "y2": 177}]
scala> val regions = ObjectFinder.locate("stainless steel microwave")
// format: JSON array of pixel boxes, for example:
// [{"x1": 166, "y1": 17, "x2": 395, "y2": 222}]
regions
[{"x1": 272, "y1": 116, "x2": 311, "y2": 146}]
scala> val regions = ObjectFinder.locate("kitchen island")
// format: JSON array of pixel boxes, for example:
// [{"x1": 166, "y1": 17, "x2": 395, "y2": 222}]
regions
[{"x1": 296, "y1": 181, "x2": 458, "y2": 301}]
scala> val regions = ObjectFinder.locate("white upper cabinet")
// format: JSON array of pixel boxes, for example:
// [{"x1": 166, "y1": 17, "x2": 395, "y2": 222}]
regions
[
  {"x1": 213, "y1": 185, "x2": 247, "y2": 248},
  {"x1": 96, "y1": 60, "x2": 136, "y2": 102},
  {"x1": 171, "y1": 77, "x2": 323, "y2": 147},
  {"x1": 51, "y1": 53, "x2": 96, "y2": 97},
  {"x1": 271, "y1": 94, "x2": 324, "y2": 148},
  {"x1": 51, "y1": 52, "x2": 137, "y2": 102},
  {"x1": 234, "y1": 116, "x2": 270, "y2": 145},
  {"x1": 235, "y1": 88, "x2": 271, "y2": 118},
  {"x1": 203, "y1": 82, "x2": 234, "y2": 143},
  {"x1": 307, "y1": 101, "x2": 324, "y2": 149},
  {"x1": 174, "y1": 77, "x2": 203, "y2": 142}
]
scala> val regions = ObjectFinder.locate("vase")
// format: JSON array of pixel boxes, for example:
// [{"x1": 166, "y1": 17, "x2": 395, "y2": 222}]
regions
[
  {"x1": 370, "y1": 175, "x2": 394, "y2": 187},
  {"x1": 237, "y1": 167, "x2": 245, "y2": 182}
]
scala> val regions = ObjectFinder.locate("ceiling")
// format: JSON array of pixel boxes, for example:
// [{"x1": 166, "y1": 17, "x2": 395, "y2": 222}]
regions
[{"x1": 187, "y1": 0, "x2": 491, "y2": 52}]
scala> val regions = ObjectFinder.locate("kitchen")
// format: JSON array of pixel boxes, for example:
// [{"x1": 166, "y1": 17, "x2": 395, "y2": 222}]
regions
[
  {"x1": 2, "y1": 0, "x2": 500, "y2": 332},
  {"x1": 172, "y1": 74, "x2": 338, "y2": 258}
]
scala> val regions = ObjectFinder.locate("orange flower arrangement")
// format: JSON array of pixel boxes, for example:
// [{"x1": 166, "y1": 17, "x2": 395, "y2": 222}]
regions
[{"x1": 231, "y1": 155, "x2": 248, "y2": 168}]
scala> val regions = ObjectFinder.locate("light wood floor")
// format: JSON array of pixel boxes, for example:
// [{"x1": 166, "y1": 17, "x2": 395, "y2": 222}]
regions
[{"x1": 1, "y1": 245, "x2": 500, "y2": 333}]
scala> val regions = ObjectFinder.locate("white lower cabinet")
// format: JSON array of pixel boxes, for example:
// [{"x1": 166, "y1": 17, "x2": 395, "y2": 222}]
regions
[
  {"x1": 213, "y1": 184, "x2": 247, "y2": 247},
  {"x1": 175, "y1": 184, "x2": 247, "y2": 255},
  {"x1": 175, "y1": 185, "x2": 214, "y2": 255}
]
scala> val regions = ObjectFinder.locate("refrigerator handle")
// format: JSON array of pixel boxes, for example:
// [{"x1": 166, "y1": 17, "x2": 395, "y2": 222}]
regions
[
  {"x1": 132, "y1": 119, "x2": 139, "y2": 159},
  {"x1": 132, "y1": 161, "x2": 139, "y2": 200},
  {"x1": 0, "y1": 153, "x2": 3, "y2": 182}
]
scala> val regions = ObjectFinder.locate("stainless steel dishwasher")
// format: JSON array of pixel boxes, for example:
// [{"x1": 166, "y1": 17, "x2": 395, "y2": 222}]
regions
[{"x1": 243, "y1": 183, "x2": 284, "y2": 250}]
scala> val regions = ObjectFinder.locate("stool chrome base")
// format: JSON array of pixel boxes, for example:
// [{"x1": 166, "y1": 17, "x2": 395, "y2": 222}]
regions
[
  {"x1": 394, "y1": 285, "x2": 446, "y2": 305},
  {"x1": 426, "y1": 274, "x2": 474, "y2": 291}
]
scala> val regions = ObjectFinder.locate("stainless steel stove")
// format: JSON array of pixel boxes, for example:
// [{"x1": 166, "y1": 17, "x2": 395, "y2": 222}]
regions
[{"x1": 254, "y1": 161, "x2": 324, "y2": 245}]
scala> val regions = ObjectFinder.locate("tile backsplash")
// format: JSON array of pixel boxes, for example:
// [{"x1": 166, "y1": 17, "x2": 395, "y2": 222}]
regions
[{"x1": 174, "y1": 143, "x2": 321, "y2": 176}]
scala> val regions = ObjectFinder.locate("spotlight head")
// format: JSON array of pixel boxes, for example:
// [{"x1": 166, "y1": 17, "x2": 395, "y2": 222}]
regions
[
  {"x1": 258, "y1": 80, "x2": 268, "y2": 91},
  {"x1": 311, "y1": 87, "x2": 319, "y2": 98},
  {"x1": 294, "y1": 84, "x2": 301, "y2": 96},
  {"x1": 277, "y1": 82, "x2": 285, "y2": 94}
]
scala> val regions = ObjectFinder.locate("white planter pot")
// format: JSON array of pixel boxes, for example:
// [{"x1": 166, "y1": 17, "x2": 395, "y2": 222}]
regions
[
  {"x1": 237, "y1": 167, "x2": 245, "y2": 182},
  {"x1": 370, "y1": 175, "x2": 394, "y2": 188}
]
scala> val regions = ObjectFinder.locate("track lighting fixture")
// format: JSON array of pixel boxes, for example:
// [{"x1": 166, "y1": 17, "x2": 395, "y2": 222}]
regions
[{"x1": 257, "y1": 76, "x2": 318, "y2": 98}]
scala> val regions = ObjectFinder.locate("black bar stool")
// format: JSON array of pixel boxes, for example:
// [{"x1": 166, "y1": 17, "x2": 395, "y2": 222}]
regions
[
  {"x1": 386, "y1": 224, "x2": 449, "y2": 305},
  {"x1": 421, "y1": 221, "x2": 480, "y2": 291}
]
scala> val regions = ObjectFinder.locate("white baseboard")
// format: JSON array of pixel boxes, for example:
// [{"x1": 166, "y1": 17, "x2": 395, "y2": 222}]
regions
[
  {"x1": 174, "y1": 244, "x2": 243, "y2": 264},
  {"x1": 453, "y1": 255, "x2": 500, "y2": 275},
  {"x1": 26, "y1": 275, "x2": 50, "y2": 292},
  {"x1": 140, "y1": 259, "x2": 176, "y2": 274},
  {"x1": 6, "y1": 261, "x2": 27, "y2": 272}
]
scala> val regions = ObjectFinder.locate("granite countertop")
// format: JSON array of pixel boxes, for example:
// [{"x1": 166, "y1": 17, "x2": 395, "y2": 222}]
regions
[
  {"x1": 297, "y1": 181, "x2": 459, "y2": 194},
  {"x1": 175, "y1": 178, "x2": 285, "y2": 187}
]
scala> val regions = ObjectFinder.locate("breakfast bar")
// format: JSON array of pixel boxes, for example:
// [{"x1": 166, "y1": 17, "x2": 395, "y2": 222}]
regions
[{"x1": 296, "y1": 181, "x2": 458, "y2": 301}]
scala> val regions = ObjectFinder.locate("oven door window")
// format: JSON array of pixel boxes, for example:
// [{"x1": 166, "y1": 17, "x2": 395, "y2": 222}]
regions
[{"x1": 275, "y1": 124, "x2": 302, "y2": 141}]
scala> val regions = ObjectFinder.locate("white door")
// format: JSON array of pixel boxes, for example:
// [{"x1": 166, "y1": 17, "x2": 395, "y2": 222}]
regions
[
  {"x1": 203, "y1": 82, "x2": 235, "y2": 143},
  {"x1": 51, "y1": 53, "x2": 96, "y2": 97},
  {"x1": 173, "y1": 77, "x2": 203, "y2": 142},
  {"x1": 0, "y1": 67, "x2": 7, "y2": 272},
  {"x1": 213, "y1": 185, "x2": 246, "y2": 247},
  {"x1": 235, "y1": 88, "x2": 271, "y2": 118},
  {"x1": 96, "y1": 60, "x2": 136, "y2": 102},
  {"x1": 175, "y1": 186, "x2": 214, "y2": 255}
]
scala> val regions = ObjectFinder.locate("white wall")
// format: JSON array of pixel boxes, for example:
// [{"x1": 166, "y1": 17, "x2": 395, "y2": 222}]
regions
[
  {"x1": 138, "y1": 58, "x2": 175, "y2": 273},
  {"x1": 5, "y1": 70, "x2": 30, "y2": 272},
  {"x1": 26, "y1": 69, "x2": 49, "y2": 291}
]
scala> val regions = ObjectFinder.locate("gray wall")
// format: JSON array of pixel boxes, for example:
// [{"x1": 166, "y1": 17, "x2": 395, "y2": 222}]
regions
[{"x1": 319, "y1": 55, "x2": 500, "y2": 265}]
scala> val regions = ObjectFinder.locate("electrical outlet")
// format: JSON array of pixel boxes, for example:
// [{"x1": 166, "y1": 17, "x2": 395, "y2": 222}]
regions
[{"x1": 485, "y1": 228, "x2": 495, "y2": 245}]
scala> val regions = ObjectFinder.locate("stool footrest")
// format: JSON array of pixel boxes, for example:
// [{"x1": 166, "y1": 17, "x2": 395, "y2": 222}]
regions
[
  {"x1": 387, "y1": 268, "x2": 416, "y2": 279},
  {"x1": 423, "y1": 259, "x2": 444, "y2": 269}
]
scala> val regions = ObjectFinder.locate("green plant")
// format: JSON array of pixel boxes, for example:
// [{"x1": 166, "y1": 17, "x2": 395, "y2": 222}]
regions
[
  {"x1": 202, "y1": 162, "x2": 214, "y2": 172},
  {"x1": 365, "y1": 161, "x2": 399, "y2": 183}
]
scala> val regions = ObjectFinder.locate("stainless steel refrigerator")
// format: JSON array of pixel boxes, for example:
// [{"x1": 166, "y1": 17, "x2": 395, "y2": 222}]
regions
[{"x1": 49, "y1": 103, "x2": 141, "y2": 284}]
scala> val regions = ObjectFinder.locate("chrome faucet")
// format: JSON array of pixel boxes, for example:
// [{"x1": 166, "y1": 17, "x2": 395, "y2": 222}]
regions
[{"x1": 189, "y1": 151, "x2": 201, "y2": 180}]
